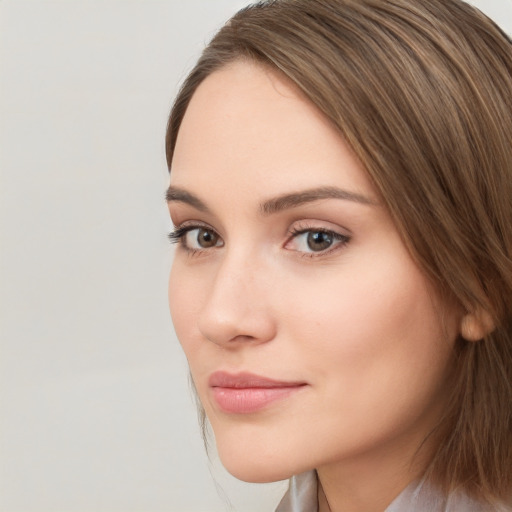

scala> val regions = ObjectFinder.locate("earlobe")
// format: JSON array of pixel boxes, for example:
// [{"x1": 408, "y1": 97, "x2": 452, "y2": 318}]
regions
[{"x1": 460, "y1": 309, "x2": 496, "y2": 342}]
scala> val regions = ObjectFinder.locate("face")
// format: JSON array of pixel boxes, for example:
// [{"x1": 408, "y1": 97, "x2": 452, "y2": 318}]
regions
[{"x1": 168, "y1": 61, "x2": 460, "y2": 483}]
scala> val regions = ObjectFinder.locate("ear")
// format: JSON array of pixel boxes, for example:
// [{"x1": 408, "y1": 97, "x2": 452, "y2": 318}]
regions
[{"x1": 460, "y1": 309, "x2": 495, "y2": 342}]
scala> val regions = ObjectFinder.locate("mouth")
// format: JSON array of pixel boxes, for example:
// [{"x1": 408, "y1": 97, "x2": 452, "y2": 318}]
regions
[{"x1": 208, "y1": 371, "x2": 308, "y2": 414}]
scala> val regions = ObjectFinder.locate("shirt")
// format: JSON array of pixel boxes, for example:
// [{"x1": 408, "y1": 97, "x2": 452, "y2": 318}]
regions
[{"x1": 275, "y1": 471, "x2": 512, "y2": 512}]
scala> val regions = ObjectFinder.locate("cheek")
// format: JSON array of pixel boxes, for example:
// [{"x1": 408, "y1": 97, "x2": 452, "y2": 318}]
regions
[
  {"x1": 168, "y1": 262, "x2": 199, "y2": 354},
  {"x1": 286, "y1": 237, "x2": 454, "y2": 360},
  {"x1": 282, "y1": 246, "x2": 457, "y2": 432}
]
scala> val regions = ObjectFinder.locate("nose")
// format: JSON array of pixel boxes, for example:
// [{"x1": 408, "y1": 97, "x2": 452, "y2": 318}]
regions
[{"x1": 197, "y1": 251, "x2": 277, "y2": 347}]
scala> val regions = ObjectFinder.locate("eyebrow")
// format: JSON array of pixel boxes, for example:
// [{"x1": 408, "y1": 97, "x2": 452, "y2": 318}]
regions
[
  {"x1": 165, "y1": 185, "x2": 375, "y2": 214},
  {"x1": 165, "y1": 186, "x2": 211, "y2": 213},
  {"x1": 260, "y1": 186, "x2": 376, "y2": 214}
]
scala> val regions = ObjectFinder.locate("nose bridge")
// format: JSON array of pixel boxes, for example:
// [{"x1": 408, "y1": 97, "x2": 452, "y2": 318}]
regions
[
  {"x1": 198, "y1": 244, "x2": 276, "y2": 346},
  {"x1": 210, "y1": 248, "x2": 256, "y2": 309}
]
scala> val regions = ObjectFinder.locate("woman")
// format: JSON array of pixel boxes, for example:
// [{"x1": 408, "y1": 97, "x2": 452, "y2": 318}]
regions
[{"x1": 165, "y1": 0, "x2": 512, "y2": 510}]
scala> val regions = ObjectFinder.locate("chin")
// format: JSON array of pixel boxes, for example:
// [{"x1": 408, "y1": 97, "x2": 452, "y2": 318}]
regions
[
  {"x1": 220, "y1": 453, "x2": 295, "y2": 483},
  {"x1": 213, "y1": 429, "x2": 305, "y2": 483}
]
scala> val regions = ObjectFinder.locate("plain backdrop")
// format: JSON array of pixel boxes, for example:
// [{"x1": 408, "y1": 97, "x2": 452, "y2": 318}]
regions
[{"x1": 0, "y1": 1, "x2": 511, "y2": 511}]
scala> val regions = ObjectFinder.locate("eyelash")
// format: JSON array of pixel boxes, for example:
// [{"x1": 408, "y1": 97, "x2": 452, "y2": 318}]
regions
[
  {"x1": 168, "y1": 223, "x2": 219, "y2": 257},
  {"x1": 286, "y1": 226, "x2": 351, "y2": 258},
  {"x1": 168, "y1": 225, "x2": 198, "y2": 245},
  {"x1": 168, "y1": 223, "x2": 351, "y2": 258}
]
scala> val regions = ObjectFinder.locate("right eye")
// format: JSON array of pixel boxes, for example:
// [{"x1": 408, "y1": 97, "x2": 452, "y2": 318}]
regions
[
  {"x1": 184, "y1": 227, "x2": 222, "y2": 249},
  {"x1": 169, "y1": 225, "x2": 223, "y2": 251}
]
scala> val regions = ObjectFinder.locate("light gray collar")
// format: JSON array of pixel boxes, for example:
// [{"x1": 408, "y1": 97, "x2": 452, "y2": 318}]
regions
[{"x1": 275, "y1": 471, "x2": 510, "y2": 512}]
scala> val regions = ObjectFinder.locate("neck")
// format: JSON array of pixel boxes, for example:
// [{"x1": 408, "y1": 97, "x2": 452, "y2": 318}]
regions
[{"x1": 316, "y1": 430, "x2": 437, "y2": 512}]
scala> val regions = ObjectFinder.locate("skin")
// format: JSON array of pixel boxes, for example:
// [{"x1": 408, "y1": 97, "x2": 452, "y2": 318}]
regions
[{"x1": 167, "y1": 61, "x2": 462, "y2": 512}]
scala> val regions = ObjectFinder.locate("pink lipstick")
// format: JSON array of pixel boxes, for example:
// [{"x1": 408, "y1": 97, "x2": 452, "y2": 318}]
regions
[{"x1": 209, "y1": 371, "x2": 307, "y2": 414}]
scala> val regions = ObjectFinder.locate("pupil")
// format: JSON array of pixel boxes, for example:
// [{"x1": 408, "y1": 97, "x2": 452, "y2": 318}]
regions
[
  {"x1": 307, "y1": 231, "x2": 332, "y2": 251},
  {"x1": 198, "y1": 229, "x2": 216, "y2": 248}
]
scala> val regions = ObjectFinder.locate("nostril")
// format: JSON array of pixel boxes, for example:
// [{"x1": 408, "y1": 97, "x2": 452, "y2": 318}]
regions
[{"x1": 229, "y1": 334, "x2": 259, "y2": 343}]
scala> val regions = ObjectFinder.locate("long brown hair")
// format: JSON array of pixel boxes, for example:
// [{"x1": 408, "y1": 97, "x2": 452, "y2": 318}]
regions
[{"x1": 166, "y1": 0, "x2": 512, "y2": 504}]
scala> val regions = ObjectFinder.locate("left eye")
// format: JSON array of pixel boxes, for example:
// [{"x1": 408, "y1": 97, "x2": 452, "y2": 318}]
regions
[{"x1": 287, "y1": 229, "x2": 349, "y2": 253}]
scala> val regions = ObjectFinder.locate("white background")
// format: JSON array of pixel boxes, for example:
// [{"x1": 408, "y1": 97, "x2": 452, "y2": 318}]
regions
[{"x1": 1, "y1": 1, "x2": 510, "y2": 511}]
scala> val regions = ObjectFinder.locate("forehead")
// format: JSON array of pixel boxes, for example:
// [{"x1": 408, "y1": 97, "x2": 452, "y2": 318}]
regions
[{"x1": 170, "y1": 60, "x2": 375, "y2": 205}]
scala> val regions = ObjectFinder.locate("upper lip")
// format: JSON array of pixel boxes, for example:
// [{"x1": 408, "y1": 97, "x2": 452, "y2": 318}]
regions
[{"x1": 208, "y1": 371, "x2": 307, "y2": 389}]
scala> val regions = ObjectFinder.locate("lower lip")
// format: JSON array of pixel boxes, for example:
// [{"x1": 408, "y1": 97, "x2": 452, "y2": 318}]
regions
[{"x1": 211, "y1": 385, "x2": 305, "y2": 414}]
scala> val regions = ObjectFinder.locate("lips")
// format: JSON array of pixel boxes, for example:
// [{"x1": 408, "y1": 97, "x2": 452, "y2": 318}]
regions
[{"x1": 208, "y1": 371, "x2": 307, "y2": 414}]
